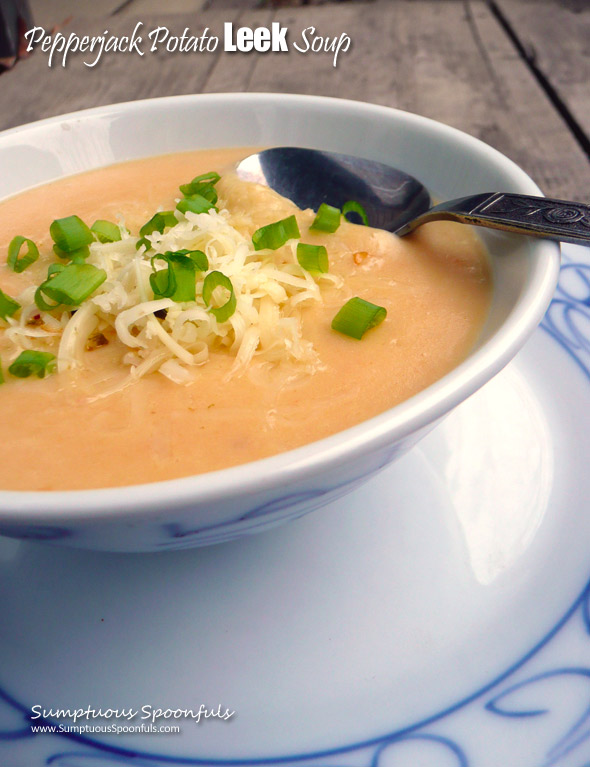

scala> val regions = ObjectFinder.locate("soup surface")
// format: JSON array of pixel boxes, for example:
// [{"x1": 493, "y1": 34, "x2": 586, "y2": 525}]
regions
[{"x1": 0, "y1": 148, "x2": 491, "y2": 490}]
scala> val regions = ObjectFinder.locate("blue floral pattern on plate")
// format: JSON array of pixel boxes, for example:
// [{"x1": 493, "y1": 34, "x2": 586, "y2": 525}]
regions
[{"x1": 3, "y1": 246, "x2": 590, "y2": 766}]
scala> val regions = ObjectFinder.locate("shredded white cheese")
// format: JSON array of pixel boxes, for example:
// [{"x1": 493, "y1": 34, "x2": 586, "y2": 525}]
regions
[{"x1": 2, "y1": 197, "x2": 344, "y2": 391}]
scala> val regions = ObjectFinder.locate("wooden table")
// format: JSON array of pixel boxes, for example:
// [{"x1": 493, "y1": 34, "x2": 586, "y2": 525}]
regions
[{"x1": 0, "y1": 0, "x2": 589, "y2": 201}]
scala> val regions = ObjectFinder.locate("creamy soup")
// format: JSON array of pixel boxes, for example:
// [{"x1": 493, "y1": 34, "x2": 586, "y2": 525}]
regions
[{"x1": 0, "y1": 148, "x2": 491, "y2": 490}]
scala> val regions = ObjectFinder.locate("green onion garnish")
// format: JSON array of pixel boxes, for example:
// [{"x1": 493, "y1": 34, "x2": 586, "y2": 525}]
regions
[
  {"x1": 342, "y1": 201, "x2": 369, "y2": 226},
  {"x1": 50, "y1": 215, "x2": 94, "y2": 253},
  {"x1": 188, "y1": 250, "x2": 209, "y2": 272},
  {"x1": 35, "y1": 263, "x2": 68, "y2": 310},
  {"x1": 202, "y1": 271, "x2": 237, "y2": 322},
  {"x1": 171, "y1": 249, "x2": 209, "y2": 272},
  {"x1": 136, "y1": 211, "x2": 177, "y2": 252},
  {"x1": 252, "y1": 215, "x2": 300, "y2": 251},
  {"x1": 34, "y1": 287, "x2": 60, "y2": 312},
  {"x1": 310, "y1": 204, "x2": 341, "y2": 233},
  {"x1": 180, "y1": 185, "x2": 218, "y2": 204},
  {"x1": 8, "y1": 236, "x2": 39, "y2": 273},
  {"x1": 53, "y1": 244, "x2": 90, "y2": 262},
  {"x1": 47, "y1": 263, "x2": 66, "y2": 278},
  {"x1": 0, "y1": 288, "x2": 20, "y2": 320},
  {"x1": 176, "y1": 195, "x2": 216, "y2": 216},
  {"x1": 191, "y1": 171, "x2": 221, "y2": 186},
  {"x1": 139, "y1": 211, "x2": 176, "y2": 238},
  {"x1": 150, "y1": 252, "x2": 197, "y2": 303},
  {"x1": 8, "y1": 350, "x2": 56, "y2": 379},
  {"x1": 150, "y1": 260, "x2": 175, "y2": 299},
  {"x1": 179, "y1": 171, "x2": 221, "y2": 202},
  {"x1": 91, "y1": 220, "x2": 122, "y2": 243},
  {"x1": 296, "y1": 243, "x2": 329, "y2": 273},
  {"x1": 180, "y1": 171, "x2": 221, "y2": 192},
  {"x1": 36, "y1": 263, "x2": 107, "y2": 308},
  {"x1": 331, "y1": 297, "x2": 387, "y2": 340}
]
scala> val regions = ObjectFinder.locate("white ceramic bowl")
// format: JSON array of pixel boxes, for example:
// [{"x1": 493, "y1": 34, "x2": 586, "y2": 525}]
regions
[{"x1": 0, "y1": 93, "x2": 560, "y2": 552}]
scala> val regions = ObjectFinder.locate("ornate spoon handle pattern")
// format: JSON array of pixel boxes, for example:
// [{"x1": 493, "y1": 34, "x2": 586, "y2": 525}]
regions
[{"x1": 396, "y1": 192, "x2": 590, "y2": 245}]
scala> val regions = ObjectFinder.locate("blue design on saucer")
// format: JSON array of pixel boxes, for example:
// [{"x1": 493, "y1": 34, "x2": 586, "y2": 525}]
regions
[
  {"x1": 4, "y1": 251, "x2": 590, "y2": 765},
  {"x1": 0, "y1": 524, "x2": 71, "y2": 541}
]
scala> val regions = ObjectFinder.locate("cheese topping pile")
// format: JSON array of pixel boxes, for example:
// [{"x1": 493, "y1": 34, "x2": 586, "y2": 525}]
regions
[{"x1": 2, "y1": 201, "x2": 343, "y2": 394}]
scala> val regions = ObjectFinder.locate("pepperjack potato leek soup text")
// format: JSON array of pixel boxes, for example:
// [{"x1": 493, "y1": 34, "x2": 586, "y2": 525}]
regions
[{"x1": 0, "y1": 148, "x2": 491, "y2": 490}]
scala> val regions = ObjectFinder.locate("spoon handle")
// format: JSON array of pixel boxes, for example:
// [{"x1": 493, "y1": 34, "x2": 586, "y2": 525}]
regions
[{"x1": 396, "y1": 192, "x2": 590, "y2": 245}]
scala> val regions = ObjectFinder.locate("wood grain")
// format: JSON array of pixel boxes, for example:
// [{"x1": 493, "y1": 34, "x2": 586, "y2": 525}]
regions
[
  {"x1": 494, "y1": 0, "x2": 590, "y2": 148},
  {"x1": 115, "y1": 0, "x2": 208, "y2": 17},
  {"x1": 0, "y1": 11, "x2": 237, "y2": 128},
  {"x1": 27, "y1": 0, "x2": 124, "y2": 29},
  {"x1": 467, "y1": 0, "x2": 590, "y2": 200},
  {"x1": 2, "y1": 0, "x2": 589, "y2": 199},
  {"x1": 210, "y1": 0, "x2": 590, "y2": 198}
]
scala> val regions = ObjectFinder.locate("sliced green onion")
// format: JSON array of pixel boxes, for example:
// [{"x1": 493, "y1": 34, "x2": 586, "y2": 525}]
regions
[
  {"x1": 136, "y1": 211, "x2": 177, "y2": 252},
  {"x1": 179, "y1": 171, "x2": 221, "y2": 200},
  {"x1": 342, "y1": 200, "x2": 369, "y2": 226},
  {"x1": 150, "y1": 262, "x2": 175, "y2": 299},
  {"x1": 139, "y1": 211, "x2": 176, "y2": 238},
  {"x1": 53, "y1": 244, "x2": 90, "y2": 262},
  {"x1": 252, "y1": 215, "x2": 300, "y2": 251},
  {"x1": 37, "y1": 263, "x2": 107, "y2": 308},
  {"x1": 176, "y1": 195, "x2": 216, "y2": 216},
  {"x1": 34, "y1": 286, "x2": 61, "y2": 312},
  {"x1": 201, "y1": 186, "x2": 218, "y2": 204},
  {"x1": 91, "y1": 220, "x2": 122, "y2": 243},
  {"x1": 0, "y1": 288, "x2": 20, "y2": 320},
  {"x1": 47, "y1": 263, "x2": 66, "y2": 278},
  {"x1": 179, "y1": 171, "x2": 221, "y2": 195},
  {"x1": 202, "y1": 271, "x2": 236, "y2": 322},
  {"x1": 34, "y1": 265, "x2": 66, "y2": 311},
  {"x1": 9, "y1": 350, "x2": 56, "y2": 379},
  {"x1": 331, "y1": 297, "x2": 387, "y2": 340},
  {"x1": 296, "y1": 243, "x2": 329, "y2": 273},
  {"x1": 310, "y1": 203, "x2": 341, "y2": 233},
  {"x1": 8, "y1": 236, "x2": 39, "y2": 273},
  {"x1": 50, "y1": 215, "x2": 94, "y2": 253},
  {"x1": 172, "y1": 248, "x2": 209, "y2": 272},
  {"x1": 150, "y1": 252, "x2": 197, "y2": 303},
  {"x1": 180, "y1": 185, "x2": 218, "y2": 204},
  {"x1": 191, "y1": 171, "x2": 221, "y2": 186},
  {"x1": 197, "y1": 185, "x2": 218, "y2": 204},
  {"x1": 188, "y1": 250, "x2": 209, "y2": 272}
]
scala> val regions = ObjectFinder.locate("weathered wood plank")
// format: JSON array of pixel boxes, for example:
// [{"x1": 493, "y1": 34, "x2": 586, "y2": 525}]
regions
[
  {"x1": 205, "y1": 0, "x2": 590, "y2": 198},
  {"x1": 27, "y1": 0, "x2": 123, "y2": 29},
  {"x1": 468, "y1": 0, "x2": 590, "y2": 200},
  {"x1": 2, "y1": 0, "x2": 589, "y2": 200},
  {"x1": 0, "y1": 10, "x2": 239, "y2": 130},
  {"x1": 493, "y1": 0, "x2": 590, "y2": 149},
  {"x1": 202, "y1": 0, "x2": 262, "y2": 7},
  {"x1": 115, "y1": 0, "x2": 208, "y2": 18},
  {"x1": 200, "y1": 8, "x2": 275, "y2": 92}
]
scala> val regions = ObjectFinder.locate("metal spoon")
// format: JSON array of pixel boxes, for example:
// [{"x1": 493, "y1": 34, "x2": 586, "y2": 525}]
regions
[{"x1": 237, "y1": 147, "x2": 590, "y2": 246}]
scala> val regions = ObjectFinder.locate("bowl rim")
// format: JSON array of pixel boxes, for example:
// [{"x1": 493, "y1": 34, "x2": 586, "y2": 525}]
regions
[{"x1": 0, "y1": 92, "x2": 561, "y2": 520}]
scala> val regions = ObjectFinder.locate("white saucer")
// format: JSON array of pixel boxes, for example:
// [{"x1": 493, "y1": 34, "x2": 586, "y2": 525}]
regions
[{"x1": 1, "y1": 243, "x2": 590, "y2": 767}]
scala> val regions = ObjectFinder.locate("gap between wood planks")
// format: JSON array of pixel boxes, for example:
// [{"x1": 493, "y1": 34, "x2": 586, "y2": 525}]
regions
[
  {"x1": 111, "y1": 0, "x2": 371, "y2": 13},
  {"x1": 487, "y1": 0, "x2": 590, "y2": 163}
]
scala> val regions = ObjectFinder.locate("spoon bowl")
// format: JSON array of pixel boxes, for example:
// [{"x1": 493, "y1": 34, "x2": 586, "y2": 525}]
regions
[
  {"x1": 238, "y1": 147, "x2": 590, "y2": 246},
  {"x1": 237, "y1": 147, "x2": 431, "y2": 232}
]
